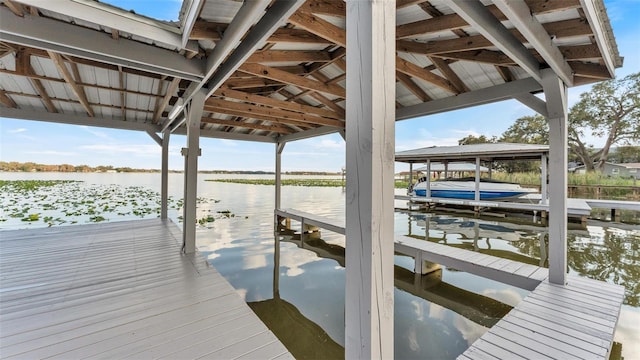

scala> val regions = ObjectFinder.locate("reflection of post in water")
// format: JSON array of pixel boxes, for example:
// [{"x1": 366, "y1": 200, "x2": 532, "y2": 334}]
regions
[
  {"x1": 275, "y1": 227, "x2": 512, "y2": 328},
  {"x1": 266, "y1": 231, "x2": 345, "y2": 358}
]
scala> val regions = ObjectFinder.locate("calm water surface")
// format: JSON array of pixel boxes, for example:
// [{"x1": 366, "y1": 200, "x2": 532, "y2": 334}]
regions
[{"x1": 1, "y1": 172, "x2": 638, "y2": 359}]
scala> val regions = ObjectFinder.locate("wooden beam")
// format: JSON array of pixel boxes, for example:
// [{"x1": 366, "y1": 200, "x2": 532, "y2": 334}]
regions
[
  {"x1": 201, "y1": 117, "x2": 293, "y2": 134},
  {"x1": 288, "y1": 11, "x2": 346, "y2": 46},
  {"x1": 559, "y1": 44, "x2": 601, "y2": 61},
  {"x1": 569, "y1": 62, "x2": 611, "y2": 79},
  {"x1": 0, "y1": 89, "x2": 18, "y2": 108},
  {"x1": 225, "y1": 77, "x2": 282, "y2": 90},
  {"x1": 397, "y1": 0, "x2": 428, "y2": 9},
  {"x1": 47, "y1": 51, "x2": 94, "y2": 116},
  {"x1": 206, "y1": 98, "x2": 344, "y2": 128},
  {"x1": 396, "y1": 71, "x2": 431, "y2": 102},
  {"x1": 118, "y1": 65, "x2": 126, "y2": 120},
  {"x1": 305, "y1": 0, "x2": 345, "y2": 17},
  {"x1": 396, "y1": 56, "x2": 458, "y2": 94},
  {"x1": 215, "y1": 87, "x2": 343, "y2": 120},
  {"x1": 430, "y1": 49, "x2": 513, "y2": 65},
  {"x1": 204, "y1": 104, "x2": 314, "y2": 129},
  {"x1": 430, "y1": 56, "x2": 469, "y2": 93},
  {"x1": 309, "y1": 92, "x2": 345, "y2": 116},
  {"x1": 3, "y1": 0, "x2": 24, "y2": 17},
  {"x1": 526, "y1": 0, "x2": 580, "y2": 14},
  {"x1": 267, "y1": 28, "x2": 332, "y2": 44},
  {"x1": 495, "y1": 65, "x2": 515, "y2": 82},
  {"x1": 189, "y1": 20, "x2": 225, "y2": 41},
  {"x1": 153, "y1": 77, "x2": 180, "y2": 123},
  {"x1": 246, "y1": 50, "x2": 332, "y2": 63},
  {"x1": 239, "y1": 63, "x2": 346, "y2": 98}
]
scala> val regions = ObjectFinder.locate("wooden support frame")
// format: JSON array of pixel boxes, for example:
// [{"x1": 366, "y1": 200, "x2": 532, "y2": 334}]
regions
[
  {"x1": 541, "y1": 68, "x2": 568, "y2": 285},
  {"x1": 345, "y1": 0, "x2": 395, "y2": 358},
  {"x1": 161, "y1": 129, "x2": 170, "y2": 220},
  {"x1": 182, "y1": 89, "x2": 206, "y2": 254}
]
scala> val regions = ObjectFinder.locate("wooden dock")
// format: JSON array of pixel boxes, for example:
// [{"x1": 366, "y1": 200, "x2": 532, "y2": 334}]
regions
[
  {"x1": 0, "y1": 219, "x2": 292, "y2": 360},
  {"x1": 276, "y1": 208, "x2": 625, "y2": 360}
]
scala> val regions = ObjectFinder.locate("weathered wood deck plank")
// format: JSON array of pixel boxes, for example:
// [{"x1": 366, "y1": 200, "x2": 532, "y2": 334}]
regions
[{"x1": 0, "y1": 219, "x2": 291, "y2": 359}]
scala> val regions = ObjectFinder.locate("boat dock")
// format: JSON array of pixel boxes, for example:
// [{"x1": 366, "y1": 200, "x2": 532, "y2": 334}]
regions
[
  {"x1": 0, "y1": 219, "x2": 292, "y2": 360},
  {"x1": 276, "y1": 208, "x2": 625, "y2": 360}
]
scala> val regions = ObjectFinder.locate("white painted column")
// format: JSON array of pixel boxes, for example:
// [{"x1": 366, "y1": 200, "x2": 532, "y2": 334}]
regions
[
  {"x1": 542, "y1": 69, "x2": 568, "y2": 285},
  {"x1": 541, "y1": 153, "x2": 548, "y2": 205},
  {"x1": 182, "y1": 89, "x2": 206, "y2": 254},
  {"x1": 474, "y1": 157, "x2": 481, "y2": 201},
  {"x1": 161, "y1": 129, "x2": 170, "y2": 220},
  {"x1": 408, "y1": 163, "x2": 413, "y2": 191},
  {"x1": 275, "y1": 142, "x2": 285, "y2": 211},
  {"x1": 426, "y1": 159, "x2": 431, "y2": 197},
  {"x1": 345, "y1": 0, "x2": 395, "y2": 358},
  {"x1": 444, "y1": 162, "x2": 449, "y2": 179}
]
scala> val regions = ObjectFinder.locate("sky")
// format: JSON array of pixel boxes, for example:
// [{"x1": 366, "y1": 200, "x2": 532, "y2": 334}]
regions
[{"x1": 1, "y1": 0, "x2": 639, "y2": 173}]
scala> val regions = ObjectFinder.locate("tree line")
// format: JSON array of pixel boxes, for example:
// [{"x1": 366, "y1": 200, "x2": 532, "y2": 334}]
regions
[{"x1": 458, "y1": 72, "x2": 640, "y2": 172}]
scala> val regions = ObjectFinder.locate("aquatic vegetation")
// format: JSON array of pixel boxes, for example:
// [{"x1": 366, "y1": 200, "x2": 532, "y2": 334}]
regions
[{"x1": 0, "y1": 180, "x2": 225, "y2": 229}]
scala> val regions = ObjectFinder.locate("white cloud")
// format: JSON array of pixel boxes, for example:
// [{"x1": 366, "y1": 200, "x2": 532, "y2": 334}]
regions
[
  {"x1": 219, "y1": 139, "x2": 238, "y2": 147},
  {"x1": 314, "y1": 138, "x2": 344, "y2": 150},
  {"x1": 79, "y1": 144, "x2": 162, "y2": 157},
  {"x1": 9, "y1": 128, "x2": 27, "y2": 134},
  {"x1": 80, "y1": 126, "x2": 114, "y2": 141}
]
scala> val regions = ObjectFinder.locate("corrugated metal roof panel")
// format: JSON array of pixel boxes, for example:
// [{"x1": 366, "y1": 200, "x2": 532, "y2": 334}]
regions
[{"x1": 396, "y1": 143, "x2": 550, "y2": 162}]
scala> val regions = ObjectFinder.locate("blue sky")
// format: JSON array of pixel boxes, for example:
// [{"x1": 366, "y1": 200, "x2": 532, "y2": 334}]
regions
[{"x1": 1, "y1": 0, "x2": 639, "y2": 172}]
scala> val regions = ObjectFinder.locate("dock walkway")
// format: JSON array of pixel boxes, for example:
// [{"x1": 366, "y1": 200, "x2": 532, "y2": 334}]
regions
[
  {"x1": 276, "y1": 208, "x2": 625, "y2": 360},
  {"x1": 0, "y1": 219, "x2": 292, "y2": 360}
]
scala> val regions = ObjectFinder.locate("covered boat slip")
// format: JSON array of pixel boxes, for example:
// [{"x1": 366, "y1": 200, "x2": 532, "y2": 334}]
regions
[
  {"x1": 275, "y1": 209, "x2": 625, "y2": 360},
  {"x1": 0, "y1": 0, "x2": 624, "y2": 358},
  {"x1": 0, "y1": 219, "x2": 293, "y2": 359}
]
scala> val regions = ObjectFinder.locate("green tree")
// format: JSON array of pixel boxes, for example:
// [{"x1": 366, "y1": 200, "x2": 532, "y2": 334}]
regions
[
  {"x1": 569, "y1": 72, "x2": 640, "y2": 171},
  {"x1": 499, "y1": 115, "x2": 548, "y2": 144},
  {"x1": 608, "y1": 145, "x2": 640, "y2": 163},
  {"x1": 457, "y1": 134, "x2": 496, "y2": 145}
]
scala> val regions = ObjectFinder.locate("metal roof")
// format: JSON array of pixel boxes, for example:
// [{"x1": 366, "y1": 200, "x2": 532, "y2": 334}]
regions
[
  {"x1": 0, "y1": 0, "x2": 623, "y2": 143},
  {"x1": 395, "y1": 143, "x2": 549, "y2": 162},
  {"x1": 414, "y1": 162, "x2": 489, "y2": 172}
]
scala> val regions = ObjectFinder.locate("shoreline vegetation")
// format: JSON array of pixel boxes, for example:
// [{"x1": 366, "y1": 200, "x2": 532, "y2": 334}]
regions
[{"x1": 0, "y1": 161, "x2": 338, "y2": 175}]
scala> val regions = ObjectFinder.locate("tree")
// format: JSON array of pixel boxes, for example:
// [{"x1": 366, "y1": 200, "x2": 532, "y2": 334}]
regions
[
  {"x1": 457, "y1": 134, "x2": 496, "y2": 145},
  {"x1": 499, "y1": 115, "x2": 548, "y2": 144},
  {"x1": 569, "y1": 72, "x2": 640, "y2": 171},
  {"x1": 608, "y1": 146, "x2": 640, "y2": 163}
]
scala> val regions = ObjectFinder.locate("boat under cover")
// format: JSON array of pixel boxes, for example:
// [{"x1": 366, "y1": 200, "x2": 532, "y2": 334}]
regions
[{"x1": 410, "y1": 177, "x2": 537, "y2": 200}]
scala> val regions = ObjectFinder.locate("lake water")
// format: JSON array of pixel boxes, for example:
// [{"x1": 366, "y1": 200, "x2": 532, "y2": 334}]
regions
[{"x1": 1, "y1": 172, "x2": 639, "y2": 359}]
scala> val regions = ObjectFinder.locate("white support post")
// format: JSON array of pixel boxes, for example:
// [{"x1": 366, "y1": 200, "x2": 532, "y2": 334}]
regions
[
  {"x1": 426, "y1": 159, "x2": 431, "y2": 197},
  {"x1": 345, "y1": 0, "x2": 395, "y2": 358},
  {"x1": 182, "y1": 89, "x2": 206, "y2": 254},
  {"x1": 161, "y1": 129, "x2": 170, "y2": 220},
  {"x1": 475, "y1": 157, "x2": 481, "y2": 201},
  {"x1": 444, "y1": 162, "x2": 449, "y2": 179},
  {"x1": 542, "y1": 68, "x2": 568, "y2": 285},
  {"x1": 408, "y1": 163, "x2": 413, "y2": 191},
  {"x1": 275, "y1": 142, "x2": 285, "y2": 211},
  {"x1": 541, "y1": 153, "x2": 548, "y2": 205}
]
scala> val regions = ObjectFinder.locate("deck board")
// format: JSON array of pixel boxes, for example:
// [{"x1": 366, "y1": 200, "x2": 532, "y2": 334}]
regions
[{"x1": 0, "y1": 219, "x2": 291, "y2": 359}]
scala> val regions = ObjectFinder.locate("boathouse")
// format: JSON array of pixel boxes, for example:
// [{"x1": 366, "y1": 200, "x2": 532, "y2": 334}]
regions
[{"x1": 0, "y1": 0, "x2": 625, "y2": 358}]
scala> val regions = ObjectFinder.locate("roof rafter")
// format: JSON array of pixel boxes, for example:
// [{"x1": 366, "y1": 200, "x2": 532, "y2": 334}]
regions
[
  {"x1": 0, "y1": 7, "x2": 205, "y2": 81},
  {"x1": 0, "y1": 89, "x2": 18, "y2": 108},
  {"x1": 215, "y1": 87, "x2": 343, "y2": 120},
  {"x1": 239, "y1": 63, "x2": 345, "y2": 98},
  {"x1": 207, "y1": 98, "x2": 344, "y2": 128},
  {"x1": 247, "y1": 50, "x2": 332, "y2": 63},
  {"x1": 16, "y1": 50, "x2": 57, "y2": 113},
  {"x1": 448, "y1": 0, "x2": 542, "y2": 83},
  {"x1": 201, "y1": 117, "x2": 293, "y2": 135},
  {"x1": 288, "y1": 10, "x2": 346, "y2": 46},
  {"x1": 396, "y1": 56, "x2": 458, "y2": 94},
  {"x1": 152, "y1": 78, "x2": 180, "y2": 124},
  {"x1": 494, "y1": 0, "x2": 574, "y2": 85},
  {"x1": 47, "y1": 51, "x2": 94, "y2": 116}
]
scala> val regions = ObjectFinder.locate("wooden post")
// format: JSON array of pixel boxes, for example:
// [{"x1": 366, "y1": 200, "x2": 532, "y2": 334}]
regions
[
  {"x1": 408, "y1": 163, "x2": 413, "y2": 190},
  {"x1": 345, "y1": 0, "x2": 395, "y2": 358},
  {"x1": 474, "y1": 157, "x2": 481, "y2": 201},
  {"x1": 543, "y1": 69, "x2": 568, "y2": 285},
  {"x1": 541, "y1": 153, "x2": 548, "y2": 205},
  {"x1": 444, "y1": 161, "x2": 449, "y2": 179},
  {"x1": 160, "y1": 129, "x2": 170, "y2": 220},
  {"x1": 182, "y1": 89, "x2": 206, "y2": 254},
  {"x1": 275, "y1": 142, "x2": 285, "y2": 211},
  {"x1": 426, "y1": 159, "x2": 431, "y2": 197}
]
